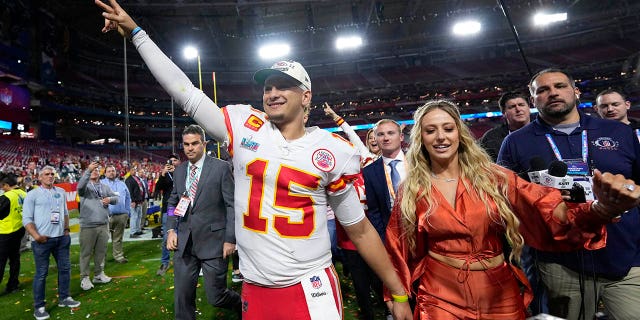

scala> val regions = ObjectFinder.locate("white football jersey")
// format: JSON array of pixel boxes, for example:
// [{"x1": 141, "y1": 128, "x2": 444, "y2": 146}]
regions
[{"x1": 222, "y1": 104, "x2": 363, "y2": 287}]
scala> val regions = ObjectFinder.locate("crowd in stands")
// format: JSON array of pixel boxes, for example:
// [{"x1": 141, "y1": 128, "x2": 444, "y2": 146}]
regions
[{"x1": 0, "y1": 138, "x2": 177, "y2": 193}]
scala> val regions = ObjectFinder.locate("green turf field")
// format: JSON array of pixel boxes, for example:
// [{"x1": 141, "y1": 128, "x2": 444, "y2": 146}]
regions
[{"x1": 0, "y1": 240, "x2": 388, "y2": 319}]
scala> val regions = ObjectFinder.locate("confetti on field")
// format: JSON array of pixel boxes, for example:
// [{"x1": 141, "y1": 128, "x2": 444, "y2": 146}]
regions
[{"x1": 86, "y1": 313, "x2": 91, "y2": 318}]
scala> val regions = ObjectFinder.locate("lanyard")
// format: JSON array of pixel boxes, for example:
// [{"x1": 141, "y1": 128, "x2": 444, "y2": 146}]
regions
[
  {"x1": 40, "y1": 187, "x2": 61, "y2": 212},
  {"x1": 545, "y1": 130, "x2": 588, "y2": 163},
  {"x1": 89, "y1": 181, "x2": 103, "y2": 198}
]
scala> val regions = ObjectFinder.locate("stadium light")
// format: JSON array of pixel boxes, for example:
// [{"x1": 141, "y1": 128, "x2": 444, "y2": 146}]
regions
[
  {"x1": 258, "y1": 43, "x2": 290, "y2": 60},
  {"x1": 533, "y1": 12, "x2": 567, "y2": 26},
  {"x1": 335, "y1": 36, "x2": 363, "y2": 50},
  {"x1": 183, "y1": 46, "x2": 202, "y2": 90},
  {"x1": 452, "y1": 20, "x2": 481, "y2": 36}
]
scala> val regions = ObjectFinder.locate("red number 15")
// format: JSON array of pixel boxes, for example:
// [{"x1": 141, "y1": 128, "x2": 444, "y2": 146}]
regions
[{"x1": 243, "y1": 159, "x2": 320, "y2": 238}]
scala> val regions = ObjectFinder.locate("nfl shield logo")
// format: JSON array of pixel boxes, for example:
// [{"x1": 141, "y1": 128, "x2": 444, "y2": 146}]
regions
[{"x1": 310, "y1": 276, "x2": 322, "y2": 289}]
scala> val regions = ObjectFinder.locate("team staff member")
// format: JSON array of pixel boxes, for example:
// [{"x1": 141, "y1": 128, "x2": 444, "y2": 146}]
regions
[
  {"x1": 101, "y1": 165, "x2": 131, "y2": 264},
  {"x1": 0, "y1": 173, "x2": 26, "y2": 294},
  {"x1": 166, "y1": 125, "x2": 240, "y2": 319},
  {"x1": 96, "y1": 1, "x2": 412, "y2": 318},
  {"x1": 499, "y1": 69, "x2": 640, "y2": 320},
  {"x1": 23, "y1": 166, "x2": 80, "y2": 320}
]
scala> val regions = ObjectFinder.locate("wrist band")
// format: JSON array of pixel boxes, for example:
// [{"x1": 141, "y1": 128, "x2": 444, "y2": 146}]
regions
[
  {"x1": 391, "y1": 293, "x2": 409, "y2": 303},
  {"x1": 64, "y1": 228, "x2": 70, "y2": 232},
  {"x1": 130, "y1": 26, "x2": 142, "y2": 38},
  {"x1": 335, "y1": 117, "x2": 344, "y2": 126}
]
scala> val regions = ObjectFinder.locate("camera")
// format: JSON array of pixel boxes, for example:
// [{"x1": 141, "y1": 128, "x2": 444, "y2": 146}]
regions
[
  {"x1": 166, "y1": 159, "x2": 173, "y2": 165},
  {"x1": 94, "y1": 156, "x2": 101, "y2": 162}
]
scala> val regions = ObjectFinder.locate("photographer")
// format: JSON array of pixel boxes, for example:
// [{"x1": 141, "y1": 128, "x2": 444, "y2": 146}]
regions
[
  {"x1": 153, "y1": 154, "x2": 180, "y2": 276},
  {"x1": 77, "y1": 161, "x2": 118, "y2": 291}
]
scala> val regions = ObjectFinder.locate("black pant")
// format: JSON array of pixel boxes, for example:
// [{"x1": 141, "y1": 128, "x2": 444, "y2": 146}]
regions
[
  {"x1": 343, "y1": 248, "x2": 382, "y2": 320},
  {"x1": 0, "y1": 227, "x2": 25, "y2": 291}
]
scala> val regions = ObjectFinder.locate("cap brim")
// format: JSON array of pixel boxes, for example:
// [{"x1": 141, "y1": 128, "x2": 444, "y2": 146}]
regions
[{"x1": 253, "y1": 68, "x2": 300, "y2": 87}]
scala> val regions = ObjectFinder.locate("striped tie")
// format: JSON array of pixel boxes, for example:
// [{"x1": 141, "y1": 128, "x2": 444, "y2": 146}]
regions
[{"x1": 189, "y1": 165, "x2": 199, "y2": 202}]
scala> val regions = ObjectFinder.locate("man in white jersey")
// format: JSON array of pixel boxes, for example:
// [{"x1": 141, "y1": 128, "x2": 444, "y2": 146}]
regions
[{"x1": 96, "y1": 1, "x2": 412, "y2": 319}]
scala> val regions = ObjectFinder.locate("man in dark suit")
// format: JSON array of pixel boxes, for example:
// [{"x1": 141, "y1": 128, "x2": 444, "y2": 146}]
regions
[
  {"x1": 124, "y1": 165, "x2": 144, "y2": 238},
  {"x1": 363, "y1": 119, "x2": 406, "y2": 243},
  {"x1": 362, "y1": 119, "x2": 406, "y2": 320},
  {"x1": 166, "y1": 125, "x2": 240, "y2": 319}
]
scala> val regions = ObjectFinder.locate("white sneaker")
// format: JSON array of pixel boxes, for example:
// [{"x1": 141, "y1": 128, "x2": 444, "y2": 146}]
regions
[
  {"x1": 58, "y1": 296, "x2": 81, "y2": 308},
  {"x1": 33, "y1": 307, "x2": 50, "y2": 320},
  {"x1": 80, "y1": 276, "x2": 94, "y2": 291},
  {"x1": 92, "y1": 272, "x2": 112, "y2": 284}
]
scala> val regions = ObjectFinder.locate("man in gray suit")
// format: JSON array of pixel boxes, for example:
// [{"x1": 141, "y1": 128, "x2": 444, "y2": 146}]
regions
[{"x1": 166, "y1": 125, "x2": 240, "y2": 319}]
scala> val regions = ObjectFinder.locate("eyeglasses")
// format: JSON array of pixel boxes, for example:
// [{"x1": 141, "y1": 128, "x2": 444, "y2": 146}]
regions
[{"x1": 42, "y1": 173, "x2": 55, "y2": 176}]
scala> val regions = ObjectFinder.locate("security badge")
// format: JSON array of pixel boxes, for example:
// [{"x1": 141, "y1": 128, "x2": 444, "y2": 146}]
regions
[
  {"x1": 50, "y1": 210, "x2": 60, "y2": 224},
  {"x1": 174, "y1": 192, "x2": 191, "y2": 217},
  {"x1": 565, "y1": 159, "x2": 595, "y2": 201},
  {"x1": 50, "y1": 191, "x2": 62, "y2": 224},
  {"x1": 565, "y1": 159, "x2": 590, "y2": 176}
]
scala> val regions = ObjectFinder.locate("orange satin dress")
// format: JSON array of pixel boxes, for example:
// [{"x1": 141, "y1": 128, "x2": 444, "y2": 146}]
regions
[{"x1": 385, "y1": 166, "x2": 607, "y2": 320}]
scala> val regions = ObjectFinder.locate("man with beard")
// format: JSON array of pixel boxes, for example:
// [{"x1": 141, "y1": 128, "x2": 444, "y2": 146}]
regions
[
  {"x1": 479, "y1": 91, "x2": 531, "y2": 162},
  {"x1": 498, "y1": 68, "x2": 640, "y2": 320}
]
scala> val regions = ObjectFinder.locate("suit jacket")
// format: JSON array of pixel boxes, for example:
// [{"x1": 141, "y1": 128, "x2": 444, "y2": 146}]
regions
[
  {"x1": 167, "y1": 155, "x2": 235, "y2": 260},
  {"x1": 125, "y1": 175, "x2": 145, "y2": 203},
  {"x1": 362, "y1": 157, "x2": 393, "y2": 242}
]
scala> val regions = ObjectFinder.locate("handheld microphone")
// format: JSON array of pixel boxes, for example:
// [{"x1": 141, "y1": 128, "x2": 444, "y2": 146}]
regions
[
  {"x1": 540, "y1": 161, "x2": 573, "y2": 189},
  {"x1": 525, "y1": 156, "x2": 547, "y2": 183},
  {"x1": 539, "y1": 161, "x2": 587, "y2": 202}
]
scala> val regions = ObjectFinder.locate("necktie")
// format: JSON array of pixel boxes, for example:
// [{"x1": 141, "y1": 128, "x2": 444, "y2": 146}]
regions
[
  {"x1": 389, "y1": 160, "x2": 400, "y2": 194},
  {"x1": 189, "y1": 165, "x2": 199, "y2": 202}
]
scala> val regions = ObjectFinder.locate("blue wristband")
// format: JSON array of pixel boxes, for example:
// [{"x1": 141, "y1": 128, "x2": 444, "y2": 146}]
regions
[{"x1": 130, "y1": 26, "x2": 142, "y2": 38}]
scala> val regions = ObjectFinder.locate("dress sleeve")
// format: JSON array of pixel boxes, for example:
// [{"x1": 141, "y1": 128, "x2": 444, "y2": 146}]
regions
[
  {"x1": 503, "y1": 167, "x2": 607, "y2": 251},
  {"x1": 384, "y1": 191, "x2": 419, "y2": 298}
]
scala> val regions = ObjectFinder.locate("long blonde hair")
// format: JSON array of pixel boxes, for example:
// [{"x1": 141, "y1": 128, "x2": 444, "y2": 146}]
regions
[{"x1": 399, "y1": 100, "x2": 524, "y2": 263}]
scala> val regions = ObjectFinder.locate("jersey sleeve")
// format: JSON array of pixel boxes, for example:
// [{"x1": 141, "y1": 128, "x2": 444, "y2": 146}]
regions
[
  {"x1": 325, "y1": 134, "x2": 365, "y2": 226},
  {"x1": 220, "y1": 104, "x2": 266, "y2": 157},
  {"x1": 132, "y1": 30, "x2": 228, "y2": 144}
]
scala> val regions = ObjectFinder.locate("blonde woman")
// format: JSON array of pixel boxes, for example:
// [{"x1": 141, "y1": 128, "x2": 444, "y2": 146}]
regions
[{"x1": 385, "y1": 100, "x2": 640, "y2": 319}]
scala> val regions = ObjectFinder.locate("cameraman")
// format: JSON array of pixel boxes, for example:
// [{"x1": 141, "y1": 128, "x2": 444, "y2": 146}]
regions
[{"x1": 154, "y1": 154, "x2": 180, "y2": 276}]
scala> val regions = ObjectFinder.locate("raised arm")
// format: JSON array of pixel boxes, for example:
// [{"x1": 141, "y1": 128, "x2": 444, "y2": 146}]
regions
[
  {"x1": 95, "y1": 0, "x2": 228, "y2": 143},
  {"x1": 323, "y1": 103, "x2": 372, "y2": 158}
]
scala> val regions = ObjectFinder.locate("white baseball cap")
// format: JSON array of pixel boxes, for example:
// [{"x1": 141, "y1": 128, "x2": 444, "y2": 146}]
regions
[{"x1": 253, "y1": 60, "x2": 311, "y2": 91}]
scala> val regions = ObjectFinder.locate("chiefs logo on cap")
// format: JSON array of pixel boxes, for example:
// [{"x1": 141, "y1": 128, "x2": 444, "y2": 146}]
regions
[{"x1": 244, "y1": 115, "x2": 264, "y2": 131}]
